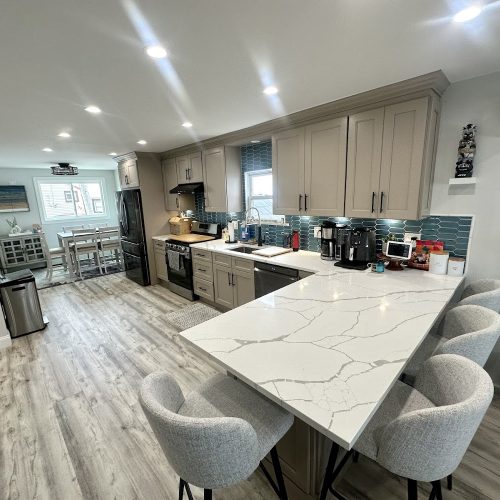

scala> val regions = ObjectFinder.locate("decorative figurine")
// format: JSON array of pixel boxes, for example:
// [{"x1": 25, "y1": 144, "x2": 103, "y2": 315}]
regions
[{"x1": 455, "y1": 123, "x2": 477, "y2": 178}]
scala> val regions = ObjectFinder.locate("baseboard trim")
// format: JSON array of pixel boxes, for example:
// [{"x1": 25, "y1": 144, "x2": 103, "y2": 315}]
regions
[{"x1": 0, "y1": 335, "x2": 12, "y2": 350}]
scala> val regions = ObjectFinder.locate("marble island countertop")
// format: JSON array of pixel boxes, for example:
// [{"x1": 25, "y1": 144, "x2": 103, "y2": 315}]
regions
[{"x1": 180, "y1": 240, "x2": 464, "y2": 448}]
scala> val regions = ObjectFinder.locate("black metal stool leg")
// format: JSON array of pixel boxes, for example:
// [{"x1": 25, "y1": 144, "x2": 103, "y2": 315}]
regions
[
  {"x1": 320, "y1": 442, "x2": 340, "y2": 500},
  {"x1": 430, "y1": 480, "x2": 442, "y2": 500},
  {"x1": 407, "y1": 478, "x2": 418, "y2": 500},
  {"x1": 447, "y1": 474, "x2": 453, "y2": 491},
  {"x1": 204, "y1": 489, "x2": 212, "y2": 500},
  {"x1": 178, "y1": 479, "x2": 184, "y2": 500},
  {"x1": 270, "y1": 446, "x2": 288, "y2": 500}
]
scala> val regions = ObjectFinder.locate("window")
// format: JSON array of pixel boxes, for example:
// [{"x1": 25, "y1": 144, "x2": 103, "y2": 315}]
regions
[
  {"x1": 35, "y1": 178, "x2": 107, "y2": 222},
  {"x1": 244, "y1": 169, "x2": 285, "y2": 224}
]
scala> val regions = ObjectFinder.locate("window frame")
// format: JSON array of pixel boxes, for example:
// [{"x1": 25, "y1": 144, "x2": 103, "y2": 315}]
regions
[
  {"x1": 244, "y1": 169, "x2": 286, "y2": 225},
  {"x1": 34, "y1": 177, "x2": 108, "y2": 224}
]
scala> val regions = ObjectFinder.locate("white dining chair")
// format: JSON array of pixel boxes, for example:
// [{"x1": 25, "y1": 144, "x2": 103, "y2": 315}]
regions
[
  {"x1": 98, "y1": 226, "x2": 123, "y2": 273},
  {"x1": 63, "y1": 224, "x2": 86, "y2": 232},
  {"x1": 39, "y1": 232, "x2": 69, "y2": 281},
  {"x1": 70, "y1": 228, "x2": 102, "y2": 279}
]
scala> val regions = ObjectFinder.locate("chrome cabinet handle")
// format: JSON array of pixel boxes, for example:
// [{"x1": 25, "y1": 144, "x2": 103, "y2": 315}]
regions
[
  {"x1": 380, "y1": 191, "x2": 384, "y2": 213},
  {"x1": 299, "y1": 194, "x2": 302, "y2": 211},
  {"x1": 304, "y1": 194, "x2": 308, "y2": 212},
  {"x1": 371, "y1": 192, "x2": 375, "y2": 213},
  {"x1": 227, "y1": 272, "x2": 231, "y2": 286},
  {"x1": 231, "y1": 273, "x2": 235, "y2": 286}
]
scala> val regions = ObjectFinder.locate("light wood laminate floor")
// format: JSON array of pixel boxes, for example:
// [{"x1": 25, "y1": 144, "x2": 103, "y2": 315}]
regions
[{"x1": 0, "y1": 274, "x2": 498, "y2": 500}]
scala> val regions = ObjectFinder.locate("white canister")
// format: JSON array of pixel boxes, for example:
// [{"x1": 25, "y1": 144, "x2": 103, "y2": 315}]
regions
[
  {"x1": 429, "y1": 251, "x2": 449, "y2": 275},
  {"x1": 448, "y1": 257, "x2": 465, "y2": 276}
]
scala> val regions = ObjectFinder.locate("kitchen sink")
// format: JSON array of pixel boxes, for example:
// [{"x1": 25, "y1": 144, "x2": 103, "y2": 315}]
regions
[{"x1": 228, "y1": 246, "x2": 257, "y2": 254}]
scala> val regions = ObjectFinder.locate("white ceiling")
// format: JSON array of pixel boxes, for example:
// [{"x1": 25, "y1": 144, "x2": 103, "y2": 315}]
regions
[{"x1": 1, "y1": 0, "x2": 500, "y2": 170}]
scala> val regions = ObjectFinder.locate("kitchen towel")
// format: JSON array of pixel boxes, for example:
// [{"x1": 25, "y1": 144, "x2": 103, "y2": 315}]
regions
[{"x1": 167, "y1": 250, "x2": 183, "y2": 272}]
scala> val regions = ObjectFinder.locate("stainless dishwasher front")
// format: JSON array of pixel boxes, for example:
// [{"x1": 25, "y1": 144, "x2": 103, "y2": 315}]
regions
[{"x1": 254, "y1": 261, "x2": 300, "y2": 298}]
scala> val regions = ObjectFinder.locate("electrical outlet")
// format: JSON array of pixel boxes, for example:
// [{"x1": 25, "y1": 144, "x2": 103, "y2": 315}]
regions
[
  {"x1": 404, "y1": 232, "x2": 421, "y2": 243},
  {"x1": 314, "y1": 226, "x2": 322, "y2": 238}
]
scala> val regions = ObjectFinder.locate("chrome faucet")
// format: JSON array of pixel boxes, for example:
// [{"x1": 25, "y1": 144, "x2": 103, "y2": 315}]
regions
[{"x1": 245, "y1": 207, "x2": 263, "y2": 246}]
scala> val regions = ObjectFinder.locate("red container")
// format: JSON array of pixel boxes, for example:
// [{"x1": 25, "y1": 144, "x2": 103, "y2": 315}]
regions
[{"x1": 291, "y1": 230, "x2": 300, "y2": 252}]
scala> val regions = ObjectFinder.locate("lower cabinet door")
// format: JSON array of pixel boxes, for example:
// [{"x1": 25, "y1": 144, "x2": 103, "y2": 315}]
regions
[
  {"x1": 214, "y1": 264, "x2": 234, "y2": 309},
  {"x1": 233, "y1": 269, "x2": 255, "y2": 308},
  {"x1": 154, "y1": 249, "x2": 168, "y2": 282}
]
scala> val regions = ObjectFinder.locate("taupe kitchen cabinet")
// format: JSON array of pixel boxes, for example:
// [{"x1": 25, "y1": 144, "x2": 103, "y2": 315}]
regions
[
  {"x1": 345, "y1": 96, "x2": 439, "y2": 220},
  {"x1": 161, "y1": 159, "x2": 195, "y2": 212},
  {"x1": 153, "y1": 239, "x2": 168, "y2": 282},
  {"x1": 272, "y1": 117, "x2": 348, "y2": 216},
  {"x1": 202, "y1": 146, "x2": 242, "y2": 212},
  {"x1": 212, "y1": 253, "x2": 254, "y2": 309},
  {"x1": 192, "y1": 248, "x2": 215, "y2": 302},
  {"x1": 176, "y1": 152, "x2": 203, "y2": 184},
  {"x1": 118, "y1": 158, "x2": 140, "y2": 189}
]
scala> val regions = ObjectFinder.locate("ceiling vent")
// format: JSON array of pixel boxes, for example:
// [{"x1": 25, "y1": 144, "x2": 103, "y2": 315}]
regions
[{"x1": 50, "y1": 163, "x2": 79, "y2": 176}]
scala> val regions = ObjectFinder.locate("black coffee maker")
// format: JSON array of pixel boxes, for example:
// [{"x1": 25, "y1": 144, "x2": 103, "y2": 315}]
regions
[
  {"x1": 334, "y1": 228, "x2": 376, "y2": 270},
  {"x1": 320, "y1": 222, "x2": 335, "y2": 260}
]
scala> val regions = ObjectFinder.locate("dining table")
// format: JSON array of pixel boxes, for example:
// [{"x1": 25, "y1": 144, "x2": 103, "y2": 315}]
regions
[
  {"x1": 56, "y1": 227, "x2": 108, "y2": 279},
  {"x1": 178, "y1": 241, "x2": 465, "y2": 499}
]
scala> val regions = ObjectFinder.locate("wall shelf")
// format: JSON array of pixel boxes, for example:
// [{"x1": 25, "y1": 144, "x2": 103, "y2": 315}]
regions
[{"x1": 449, "y1": 177, "x2": 477, "y2": 185}]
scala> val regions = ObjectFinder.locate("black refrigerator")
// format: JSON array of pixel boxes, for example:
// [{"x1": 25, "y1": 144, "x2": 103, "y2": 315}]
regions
[{"x1": 116, "y1": 189, "x2": 151, "y2": 286}]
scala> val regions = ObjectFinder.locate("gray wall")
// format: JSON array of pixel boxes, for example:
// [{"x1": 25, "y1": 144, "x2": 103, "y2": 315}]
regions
[
  {"x1": 431, "y1": 70, "x2": 500, "y2": 385},
  {"x1": 0, "y1": 168, "x2": 119, "y2": 247}
]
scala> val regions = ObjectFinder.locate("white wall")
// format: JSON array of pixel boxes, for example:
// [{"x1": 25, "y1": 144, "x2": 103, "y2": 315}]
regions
[
  {"x1": 431, "y1": 70, "x2": 500, "y2": 385},
  {"x1": 0, "y1": 168, "x2": 119, "y2": 247}
]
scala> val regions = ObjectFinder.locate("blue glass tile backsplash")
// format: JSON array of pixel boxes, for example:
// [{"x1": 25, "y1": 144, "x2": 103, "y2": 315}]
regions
[{"x1": 190, "y1": 142, "x2": 472, "y2": 258}]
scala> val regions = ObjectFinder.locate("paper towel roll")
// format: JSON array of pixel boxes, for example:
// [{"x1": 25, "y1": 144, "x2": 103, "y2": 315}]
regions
[{"x1": 429, "y1": 251, "x2": 449, "y2": 275}]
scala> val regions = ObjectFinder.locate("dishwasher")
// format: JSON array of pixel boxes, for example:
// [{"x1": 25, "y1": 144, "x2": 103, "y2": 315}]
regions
[{"x1": 254, "y1": 261, "x2": 312, "y2": 298}]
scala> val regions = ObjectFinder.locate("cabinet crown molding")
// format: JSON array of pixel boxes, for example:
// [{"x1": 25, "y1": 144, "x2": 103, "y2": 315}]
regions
[{"x1": 160, "y1": 70, "x2": 449, "y2": 159}]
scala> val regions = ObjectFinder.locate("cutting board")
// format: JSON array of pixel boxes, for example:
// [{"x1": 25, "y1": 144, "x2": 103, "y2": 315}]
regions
[{"x1": 251, "y1": 246, "x2": 293, "y2": 257}]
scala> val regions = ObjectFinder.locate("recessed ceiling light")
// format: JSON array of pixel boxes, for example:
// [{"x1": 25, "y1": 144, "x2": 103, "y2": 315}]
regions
[
  {"x1": 263, "y1": 86, "x2": 279, "y2": 95},
  {"x1": 85, "y1": 105, "x2": 102, "y2": 114},
  {"x1": 137, "y1": 140, "x2": 147, "y2": 145},
  {"x1": 453, "y1": 5, "x2": 482, "y2": 22},
  {"x1": 58, "y1": 132, "x2": 71, "y2": 138},
  {"x1": 182, "y1": 122, "x2": 193, "y2": 128},
  {"x1": 145, "y1": 45, "x2": 168, "y2": 59},
  {"x1": 109, "y1": 152, "x2": 117, "y2": 156},
  {"x1": 251, "y1": 140, "x2": 261, "y2": 143},
  {"x1": 42, "y1": 147, "x2": 53, "y2": 152}
]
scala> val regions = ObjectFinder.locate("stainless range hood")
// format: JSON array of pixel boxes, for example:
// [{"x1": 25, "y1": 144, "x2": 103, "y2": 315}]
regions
[{"x1": 169, "y1": 182, "x2": 204, "y2": 194}]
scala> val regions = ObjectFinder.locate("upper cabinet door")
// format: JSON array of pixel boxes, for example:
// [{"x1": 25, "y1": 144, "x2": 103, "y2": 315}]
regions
[
  {"x1": 117, "y1": 164, "x2": 129, "y2": 189},
  {"x1": 126, "y1": 160, "x2": 140, "y2": 188},
  {"x1": 304, "y1": 117, "x2": 348, "y2": 216},
  {"x1": 272, "y1": 128, "x2": 305, "y2": 215},
  {"x1": 162, "y1": 158, "x2": 180, "y2": 211},
  {"x1": 345, "y1": 108, "x2": 384, "y2": 218},
  {"x1": 203, "y1": 147, "x2": 227, "y2": 212},
  {"x1": 176, "y1": 155, "x2": 190, "y2": 183},
  {"x1": 378, "y1": 97, "x2": 429, "y2": 220},
  {"x1": 188, "y1": 152, "x2": 204, "y2": 183}
]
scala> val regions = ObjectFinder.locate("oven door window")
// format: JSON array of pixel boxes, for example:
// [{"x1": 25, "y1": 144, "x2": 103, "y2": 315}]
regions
[{"x1": 166, "y1": 252, "x2": 193, "y2": 289}]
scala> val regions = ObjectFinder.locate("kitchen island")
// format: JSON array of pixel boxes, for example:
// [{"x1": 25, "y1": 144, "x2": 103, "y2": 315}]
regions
[{"x1": 180, "y1": 241, "x2": 465, "y2": 496}]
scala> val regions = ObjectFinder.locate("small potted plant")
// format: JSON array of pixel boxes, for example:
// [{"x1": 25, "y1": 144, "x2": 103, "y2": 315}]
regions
[
  {"x1": 6, "y1": 217, "x2": 22, "y2": 236},
  {"x1": 382, "y1": 233, "x2": 396, "y2": 254}
]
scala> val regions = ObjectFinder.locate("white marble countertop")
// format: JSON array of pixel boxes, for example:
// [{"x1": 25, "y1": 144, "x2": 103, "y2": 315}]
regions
[
  {"x1": 190, "y1": 239, "x2": 335, "y2": 273},
  {"x1": 180, "y1": 241, "x2": 464, "y2": 448}
]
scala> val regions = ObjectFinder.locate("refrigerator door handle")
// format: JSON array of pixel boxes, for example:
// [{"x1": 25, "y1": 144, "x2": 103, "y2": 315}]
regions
[{"x1": 120, "y1": 195, "x2": 129, "y2": 237}]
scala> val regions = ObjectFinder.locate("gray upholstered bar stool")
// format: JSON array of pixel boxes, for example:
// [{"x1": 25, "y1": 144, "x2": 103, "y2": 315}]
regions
[
  {"x1": 140, "y1": 372, "x2": 294, "y2": 500},
  {"x1": 403, "y1": 305, "x2": 500, "y2": 382},
  {"x1": 323, "y1": 354, "x2": 493, "y2": 500},
  {"x1": 458, "y1": 279, "x2": 500, "y2": 311}
]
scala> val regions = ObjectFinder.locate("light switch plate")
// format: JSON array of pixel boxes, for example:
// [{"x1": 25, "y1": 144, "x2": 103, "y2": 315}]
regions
[{"x1": 314, "y1": 226, "x2": 321, "y2": 238}]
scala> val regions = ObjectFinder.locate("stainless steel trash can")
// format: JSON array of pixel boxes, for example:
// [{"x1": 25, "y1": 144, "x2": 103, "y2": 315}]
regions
[{"x1": 0, "y1": 270, "x2": 45, "y2": 338}]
